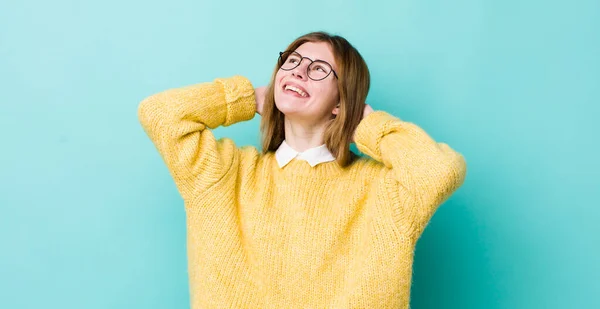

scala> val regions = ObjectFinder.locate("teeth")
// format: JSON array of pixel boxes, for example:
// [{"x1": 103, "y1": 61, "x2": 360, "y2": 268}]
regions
[{"x1": 285, "y1": 85, "x2": 308, "y2": 97}]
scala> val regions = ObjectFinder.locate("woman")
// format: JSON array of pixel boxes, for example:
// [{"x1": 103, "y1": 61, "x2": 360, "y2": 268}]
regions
[{"x1": 138, "y1": 31, "x2": 466, "y2": 309}]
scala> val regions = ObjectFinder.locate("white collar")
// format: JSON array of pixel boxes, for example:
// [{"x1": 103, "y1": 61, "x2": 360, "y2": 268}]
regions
[{"x1": 275, "y1": 140, "x2": 336, "y2": 168}]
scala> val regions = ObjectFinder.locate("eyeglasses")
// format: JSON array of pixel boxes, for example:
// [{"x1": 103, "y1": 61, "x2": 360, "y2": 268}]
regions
[{"x1": 278, "y1": 51, "x2": 339, "y2": 81}]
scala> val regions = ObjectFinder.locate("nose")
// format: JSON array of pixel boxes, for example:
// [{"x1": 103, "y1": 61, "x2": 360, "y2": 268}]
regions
[{"x1": 291, "y1": 58, "x2": 309, "y2": 81}]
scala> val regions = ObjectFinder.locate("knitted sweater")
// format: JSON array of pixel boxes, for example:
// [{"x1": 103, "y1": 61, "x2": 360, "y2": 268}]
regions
[{"x1": 138, "y1": 75, "x2": 467, "y2": 309}]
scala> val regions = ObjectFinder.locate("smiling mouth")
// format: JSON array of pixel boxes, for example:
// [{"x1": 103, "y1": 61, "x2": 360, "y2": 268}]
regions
[{"x1": 283, "y1": 84, "x2": 310, "y2": 98}]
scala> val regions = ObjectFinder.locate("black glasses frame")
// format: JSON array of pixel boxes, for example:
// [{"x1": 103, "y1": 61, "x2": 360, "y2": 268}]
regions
[{"x1": 278, "y1": 51, "x2": 339, "y2": 81}]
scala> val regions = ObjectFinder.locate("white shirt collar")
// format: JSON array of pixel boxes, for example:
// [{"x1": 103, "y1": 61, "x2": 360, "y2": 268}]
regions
[{"x1": 275, "y1": 140, "x2": 336, "y2": 168}]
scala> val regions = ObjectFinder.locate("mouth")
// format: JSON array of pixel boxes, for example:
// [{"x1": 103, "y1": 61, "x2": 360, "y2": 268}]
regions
[{"x1": 282, "y1": 82, "x2": 310, "y2": 98}]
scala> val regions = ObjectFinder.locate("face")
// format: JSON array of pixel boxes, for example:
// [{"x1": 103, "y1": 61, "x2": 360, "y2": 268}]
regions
[{"x1": 274, "y1": 42, "x2": 340, "y2": 122}]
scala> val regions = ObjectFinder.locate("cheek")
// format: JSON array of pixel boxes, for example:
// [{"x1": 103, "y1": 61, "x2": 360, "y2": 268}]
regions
[
  {"x1": 274, "y1": 70, "x2": 287, "y2": 88},
  {"x1": 330, "y1": 83, "x2": 339, "y2": 100},
  {"x1": 315, "y1": 83, "x2": 339, "y2": 105},
  {"x1": 274, "y1": 73, "x2": 281, "y2": 89}
]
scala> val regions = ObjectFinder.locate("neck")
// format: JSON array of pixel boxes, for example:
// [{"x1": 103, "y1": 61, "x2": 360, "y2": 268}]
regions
[{"x1": 283, "y1": 117, "x2": 330, "y2": 152}]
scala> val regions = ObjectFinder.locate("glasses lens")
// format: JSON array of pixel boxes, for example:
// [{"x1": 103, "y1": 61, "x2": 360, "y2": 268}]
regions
[
  {"x1": 279, "y1": 51, "x2": 334, "y2": 80},
  {"x1": 280, "y1": 52, "x2": 302, "y2": 70},
  {"x1": 308, "y1": 61, "x2": 331, "y2": 80}
]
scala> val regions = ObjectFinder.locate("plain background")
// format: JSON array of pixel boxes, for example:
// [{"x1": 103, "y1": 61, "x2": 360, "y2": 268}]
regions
[{"x1": 1, "y1": 0, "x2": 598, "y2": 308}]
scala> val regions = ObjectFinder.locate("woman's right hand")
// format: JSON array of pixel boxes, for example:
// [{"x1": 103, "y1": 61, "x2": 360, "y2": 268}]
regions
[{"x1": 254, "y1": 86, "x2": 267, "y2": 115}]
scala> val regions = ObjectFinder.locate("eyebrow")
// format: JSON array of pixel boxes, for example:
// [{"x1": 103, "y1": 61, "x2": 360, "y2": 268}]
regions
[{"x1": 294, "y1": 51, "x2": 336, "y2": 69}]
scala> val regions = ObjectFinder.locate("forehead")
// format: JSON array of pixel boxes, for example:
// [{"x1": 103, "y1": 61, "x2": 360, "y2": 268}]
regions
[{"x1": 294, "y1": 42, "x2": 337, "y2": 68}]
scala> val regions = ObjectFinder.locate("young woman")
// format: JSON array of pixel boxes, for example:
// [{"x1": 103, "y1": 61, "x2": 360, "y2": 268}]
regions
[{"x1": 138, "y1": 31, "x2": 466, "y2": 309}]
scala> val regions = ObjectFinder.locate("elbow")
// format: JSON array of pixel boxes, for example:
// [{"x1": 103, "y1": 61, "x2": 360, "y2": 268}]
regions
[
  {"x1": 137, "y1": 95, "x2": 155, "y2": 125},
  {"x1": 441, "y1": 148, "x2": 467, "y2": 195},
  {"x1": 137, "y1": 93, "x2": 167, "y2": 132},
  {"x1": 450, "y1": 152, "x2": 467, "y2": 189}
]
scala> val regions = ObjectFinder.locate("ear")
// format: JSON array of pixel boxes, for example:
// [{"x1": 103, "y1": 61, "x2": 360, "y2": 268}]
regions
[{"x1": 332, "y1": 103, "x2": 340, "y2": 115}]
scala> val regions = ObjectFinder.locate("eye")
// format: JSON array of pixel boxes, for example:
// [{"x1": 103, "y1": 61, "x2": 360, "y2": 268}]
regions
[
  {"x1": 287, "y1": 56, "x2": 301, "y2": 64},
  {"x1": 312, "y1": 65, "x2": 327, "y2": 72}
]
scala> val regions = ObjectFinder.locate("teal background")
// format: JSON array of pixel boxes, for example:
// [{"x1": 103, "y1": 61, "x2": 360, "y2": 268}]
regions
[{"x1": 1, "y1": 0, "x2": 598, "y2": 308}]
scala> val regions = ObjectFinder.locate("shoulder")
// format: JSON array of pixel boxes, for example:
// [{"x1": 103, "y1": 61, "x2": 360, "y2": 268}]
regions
[
  {"x1": 237, "y1": 145, "x2": 261, "y2": 162},
  {"x1": 344, "y1": 153, "x2": 386, "y2": 178},
  {"x1": 349, "y1": 152, "x2": 383, "y2": 168},
  {"x1": 237, "y1": 146, "x2": 277, "y2": 172}
]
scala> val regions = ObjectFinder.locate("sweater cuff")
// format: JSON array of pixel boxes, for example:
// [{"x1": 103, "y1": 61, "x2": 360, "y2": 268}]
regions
[
  {"x1": 214, "y1": 75, "x2": 257, "y2": 126},
  {"x1": 354, "y1": 111, "x2": 403, "y2": 161}
]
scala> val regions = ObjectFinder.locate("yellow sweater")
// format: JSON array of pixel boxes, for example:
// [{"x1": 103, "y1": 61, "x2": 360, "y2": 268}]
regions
[{"x1": 138, "y1": 75, "x2": 467, "y2": 309}]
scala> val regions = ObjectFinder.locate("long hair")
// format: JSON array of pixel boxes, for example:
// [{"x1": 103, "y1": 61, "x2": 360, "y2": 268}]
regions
[{"x1": 260, "y1": 31, "x2": 370, "y2": 168}]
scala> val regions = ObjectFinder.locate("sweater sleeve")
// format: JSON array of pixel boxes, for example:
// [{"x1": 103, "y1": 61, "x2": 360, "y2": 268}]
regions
[
  {"x1": 354, "y1": 111, "x2": 467, "y2": 238},
  {"x1": 137, "y1": 75, "x2": 257, "y2": 198}
]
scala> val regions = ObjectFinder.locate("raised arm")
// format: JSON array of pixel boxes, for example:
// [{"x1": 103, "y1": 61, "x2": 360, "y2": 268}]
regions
[
  {"x1": 354, "y1": 108, "x2": 467, "y2": 238},
  {"x1": 137, "y1": 75, "x2": 257, "y2": 198}
]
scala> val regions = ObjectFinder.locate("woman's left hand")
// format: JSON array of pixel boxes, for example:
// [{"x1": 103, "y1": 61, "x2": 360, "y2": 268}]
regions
[
  {"x1": 362, "y1": 104, "x2": 374, "y2": 119},
  {"x1": 352, "y1": 104, "x2": 375, "y2": 143}
]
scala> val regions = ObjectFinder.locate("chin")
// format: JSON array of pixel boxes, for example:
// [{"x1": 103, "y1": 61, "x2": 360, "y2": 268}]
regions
[
  {"x1": 274, "y1": 100, "x2": 302, "y2": 116},
  {"x1": 274, "y1": 91, "x2": 304, "y2": 114}
]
